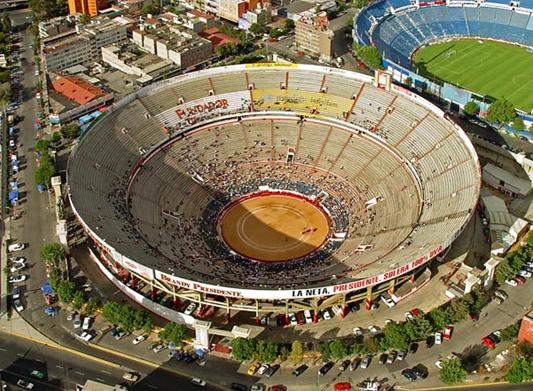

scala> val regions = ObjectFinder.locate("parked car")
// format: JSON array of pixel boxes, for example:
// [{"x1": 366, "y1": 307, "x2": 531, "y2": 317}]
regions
[
  {"x1": 8, "y1": 243, "x2": 25, "y2": 252},
  {"x1": 73, "y1": 313, "x2": 82, "y2": 328},
  {"x1": 360, "y1": 355, "x2": 372, "y2": 369},
  {"x1": 251, "y1": 385, "x2": 266, "y2": 391},
  {"x1": 12, "y1": 286, "x2": 20, "y2": 300},
  {"x1": 435, "y1": 360, "x2": 443, "y2": 369},
  {"x1": 184, "y1": 303, "x2": 197, "y2": 315},
  {"x1": 368, "y1": 325, "x2": 379, "y2": 333},
  {"x1": 296, "y1": 312, "x2": 305, "y2": 325},
  {"x1": 353, "y1": 327, "x2": 363, "y2": 336},
  {"x1": 8, "y1": 274, "x2": 27, "y2": 283},
  {"x1": 263, "y1": 364, "x2": 279, "y2": 378},
  {"x1": 339, "y1": 359, "x2": 351, "y2": 371},
  {"x1": 401, "y1": 368, "x2": 417, "y2": 382},
  {"x1": 321, "y1": 309, "x2": 332, "y2": 320},
  {"x1": 257, "y1": 363, "x2": 270, "y2": 376},
  {"x1": 426, "y1": 336, "x2": 435, "y2": 348},
  {"x1": 397, "y1": 349, "x2": 407, "y2": 361},
  {"x1": 82, "y1": 316, "x2": 92, "y2": 331},
  {"x1": 14, "y1": 299, "x2": 24, "y2": 312},
  {"x1": 30, "y1": 370, "x2": 44, "y2": 379},
  {"x1": 10, "y1": 256, "x2": 26, "y2": 264},
  {"x1": 404, "y1": 311, "x2": 415, "y2": 321},
  {"x1": 77, "y1": 331, "x2": 93, "y2": 342},
  {"x1": 292, "y1": 364, "x2": 308, "y2": 376},
  {"x1": 44, "y1": 306, "x2": 58, "y2": 316},
  {"x1": 152, "y1": 344, "x2": 164, "y2": 353},
  {"x1": 303, "y1": 310, "x2": 313, "y2": 323},
  {"x1": 123, "y1": 372, "x2": 140, "y2": 382},
  {"x1": 190, "y1": 378, "x2": 206, "y2": 387},
  {"x1": 349, "y1": 357, "x2": 361, "y2": 371},
  {"x1": 514, "y1": 275, "x2": 526, "y2": 285},
  {"x1": 505, "y1": 279, "x2": 518, "y2": 287},
  {"x1": 379, "y1": 353, "x2": 388, "y2": 365},
  {"x1": 132, "y1": 335, "x2": 146, "y2": 345},
  {"x1": 518, "y1": 269, "x2": 532, "y2": 278},
  {"x1": 435, "y1": 332, "x2": 443, "y2": 344},
  {"x1": 318, "y1": 361, "x2": 334, "y2": 376},
  {"x1": 230, "y1": 383, "x2": 248, "y2": 391},
  {"x1": 10, "y1": 262, "x2": 25, "y2": 272},
  {"x1": 443, "y1": 326, "x2": 454, "y2": 341},
  {"x1": 493, "y1": 296, "x2": 504, "y2": 304},
  {"x1": 413, "y1": 364, "x2": 428, "y2": 379},
  {"x1": 381, "y1": 295, "x2": 396, "y2": 308},
  {"x1": 409, "y1": 342, "x2": 419, "y2": 353},
  {"x1": 288, "y1": 313, "x2": 297, "y2": 326},
  {"x1": 387, "y1": 350, "x2": 397, "y2": 364},
  {"x1": 247, "y1": 362, "x2": 260, "y2": 375}
]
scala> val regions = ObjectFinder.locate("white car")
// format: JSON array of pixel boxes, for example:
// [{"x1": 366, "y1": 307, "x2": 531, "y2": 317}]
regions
[
  {"x1": 435, "y1": 332, "x2": 443, "y2": 345},
  {"x1": 257, "y1": 363, "x2": 270, "y2": 375},
  {"x1": 78, "y1": 331, "x2": 93, "y2": 342},
  {"x1": 16, "y1": 379, "x2": 34, "y2": 389},
  {"x1": 381, "y1": 296, "x2": 396, "y2": 308},
  {"x1": 8, "y1": 243, "x2": 25, "y2": 252},
  {"x1": 368, "y1": 325, "x2": 379, "y2": 333},
  {"x1": 505, "y1": 279, "x2": 518, "y2": 287},
  {"x1": 10, "y1": 256, "x2": 26, "y2": 264},
  {"x1": 435, "y1": 359, "x2": 443, "y2": 369},
  {"x1": 14, "y1": 299, "x2": 24, "y2": 312},
  {"x1": 404, "y1": 311, "x2": 415, "y2": 321},
  {"x1": 321, "y1": 309, "x2": 332, "y2": 320},
  {"x1": 304, "y1": 310, "x2": 313, "y2": 323},
  {"x1": 190, "y1": 377, "x2": 206, "y2": 387},
  {"x1": 73, "y1": 313, "x2": 82, "y2": 328},
  {"x1": 353, "y1": 327, "x2": 363, "y2": 336},
  {"x1": 152, "y1": 344, "x2": 164, "y2": 353},
  {"x1": 384, "y1": 319, "x2": 393, "y2": 325},
  {"x1": 132, "y1": 335, "x2": 146, "y2": 345},
  {"x1": 82, "y1": 316, "x2": 91, "y2": 331},
  {"x1": 10, "y1": 262, "x2": 25, "y2": 272},
  {"x1": 519, "y1": 269, "x2": 532, "y2": 278},
  {"x1": 9, "y1": 274, "x2": 27, "y2": 283},
  {"x1": 184, "y1": 303, "x2": 197, "y2": 315},
  {"x1": 288, "y1": 313, "x2": 297, "y2": 326}
]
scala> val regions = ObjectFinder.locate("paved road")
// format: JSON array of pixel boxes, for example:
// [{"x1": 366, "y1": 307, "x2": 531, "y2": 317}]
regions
[{"x1": 0, "y1": 331, "x2": 225, "y2": 391}]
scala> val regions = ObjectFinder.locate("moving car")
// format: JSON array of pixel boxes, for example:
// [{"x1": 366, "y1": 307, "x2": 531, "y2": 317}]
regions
[
  {"x1": 123, "y1": 372, "x2": 140, "y2": 382},
  {"x1": 9, "y1": 274, "x2": 27, "y2": 283},
  {"x1": 16, "y1": 379, "x2": 34, "y2": 389},
  {"x1": 30, "y1": 370, "x2": 45, "y2": 379},
  {"x1": 190, "y1": 378, "x2": 206, "y2": 387},
  {"x1": 132, "y1": 335, "x2": 146, "y2": 345},
  {"x1": 318, "y1": 361, "x2": 334, "y2": 376},
  {"x1": 292, "y1": 364, "x2": 308, "y2": 376},
  {"x1": 14, "y1": 299, "x2": 24, "y2": 312}
]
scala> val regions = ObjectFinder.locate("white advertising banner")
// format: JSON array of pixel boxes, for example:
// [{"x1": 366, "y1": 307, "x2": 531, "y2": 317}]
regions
[{"x1": 121, "y1": 255, "x2": 154, "y2": 280}]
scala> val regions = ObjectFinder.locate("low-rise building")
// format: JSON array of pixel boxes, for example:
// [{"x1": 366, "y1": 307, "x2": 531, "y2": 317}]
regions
[
  {"x1": 102, "y1": 44, "x2": 178, "y2": 84},
  {"x1": 52, "y1": 75, "x2": 106, "y2": 105},
  {"x1": 295, "y1": 11, "x2": 345, "y2": 61},
  {"x1": 132, "y1": 26, "x2": 212, "y2": 69},
  {"x1": 483, "y1": 163, "x2": 532, "y2": 198},
  {"x1": 38, "y1": 15, "x2": 77, "y2": 39},
  {"x1": 43, "y1": 20, "x2": 128, "y2": 71},
  {"x1": 239, "y1": 2, "x2": 272, "y2": 30}
]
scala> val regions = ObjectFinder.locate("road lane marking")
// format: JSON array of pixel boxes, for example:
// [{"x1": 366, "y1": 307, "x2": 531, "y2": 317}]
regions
[
  {"x1": 56, "y1": 365, "x2": 63, "y2": 369},
  {"x1": 0, "y1": 347, "x2": 6, "y2": 351},
  {"x1": 75, "y1": 371, "x2": 85, "y2": 376},
  {"x1": 17, "y1": 353, "x2": 24, "y2": 357},
  {"x1": 101, "y1": 370, "x2": 111, "y2": 374},
  {"x1": 96, "y1": 378, "x2": 105, "y2": 382},
  {"x1": 147, "y1": 385, "x2": 157, "y2": 389}
]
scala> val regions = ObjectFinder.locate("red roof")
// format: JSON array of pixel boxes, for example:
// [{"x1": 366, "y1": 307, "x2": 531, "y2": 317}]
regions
[
  {"x1": 199, "y1": 28, "x2": 239, "y2": 49},
  {"x1": 52, "y1": 76, "x2": 105, "y2": 106},
  {"x1": 189, "y1": 9, "x2": 214, "y2": 19},
  {"x1": 145, "y1": 17, "x2": 158, "y2": 24}
]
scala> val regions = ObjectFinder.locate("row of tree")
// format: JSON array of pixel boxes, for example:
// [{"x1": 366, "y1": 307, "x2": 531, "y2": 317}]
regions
[
  {"x1": 464, "y1": 98, "x2": 530, "y2": 131},
  {"x1": 505, "y1": 342, "x2": 533, "y2": 383},
  {"x1": 102, "y1": 301, "x2": 153, "y2": 334},
  {"x1": 230, "y1": 337, "x2": 289, "y2": 363},
  {"x1": 495, "y1": 232, "x2": 533, "y2": 284},
  {"x1": 353, "y1": 44, "x2": 384, "y2": 70}
]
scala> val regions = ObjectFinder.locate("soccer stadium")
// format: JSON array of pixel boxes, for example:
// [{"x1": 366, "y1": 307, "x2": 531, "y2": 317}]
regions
[
  {"x1": 355, "y1": 0, "x2": 533, "y2": 112},
  {"x1": 67, "y1": 64, "x2": 481, "y2": 324}
]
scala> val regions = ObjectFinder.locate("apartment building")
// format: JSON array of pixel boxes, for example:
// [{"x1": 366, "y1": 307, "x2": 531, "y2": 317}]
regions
[{"x1": 68, "y1": 0, "x2": 109, "y2": 17}]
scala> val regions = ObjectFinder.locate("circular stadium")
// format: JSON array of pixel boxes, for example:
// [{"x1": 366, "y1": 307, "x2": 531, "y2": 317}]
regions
[
  {"x1": 67, "y1": 64, "x2": 481, "y2": 320},
  {"x1": 355, "y1": 0, "x2": 533, "y2": 112}
]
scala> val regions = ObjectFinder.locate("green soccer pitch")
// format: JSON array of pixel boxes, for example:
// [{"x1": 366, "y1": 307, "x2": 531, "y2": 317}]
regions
[{"x1": 413, "y1": 39, "x2": 533, "y2": 112}]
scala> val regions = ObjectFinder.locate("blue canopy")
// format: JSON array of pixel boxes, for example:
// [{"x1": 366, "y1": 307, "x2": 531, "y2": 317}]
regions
[
  {"x1": 8, "y1": 191, "x2": 18, "y2": 201},
  {"x1": 37, "y1": 184, "x2": 46, "y2": 193},
  {"x1": 79, "y1": 114, "x2": 93, "y2": 125},
  {"x1": 41, "y1": 281, "x2": 54, "y2": 296}
]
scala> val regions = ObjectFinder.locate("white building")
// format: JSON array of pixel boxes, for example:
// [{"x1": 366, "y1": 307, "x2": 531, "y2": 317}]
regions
[{"x1": 483, "y1": 163, "x2": 532, "y2": 197}]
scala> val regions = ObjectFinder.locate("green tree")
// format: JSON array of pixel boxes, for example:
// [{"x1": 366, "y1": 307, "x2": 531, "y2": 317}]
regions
[
  {"x1": 380, "y1": 322, "x2": 410, "y2": 350},
  {"x1": 79, "y1": 14, "x2": 91, "y2": 25},
  {"x1": 427, "y1": 307, "x2": 448, "y2": 330},
  {"x1": 48, "y1": 268, "x2": 63, "y2": 292},
  {"x1": 355, "y1": 45, "x2": 383, "y2": 70},
  {"x1": 486, "y1": 99, "x2": 516, "y2": 125},
  {"x1": 500, "y1": 324, "x2": 520, "y2": 342},
  {"x1": 439, "y1": 358, "x2": 467, "y2": 384},
  {"x1": 57, "y1": 280, "x2": 77, "y2": 304},
  {"x1": 284, "y1": 18, "x2": 295, "y2": 30},
  {"x1": 35, "y1": 139, "x2": 51, "y2": 154},
  {"x1": 512, "y1": 117, "x2": 526, "y2": 131},
  {"x1": 463, "y1": 101, "x2": 480, "y2": 117},
  {"x1": 329, "y1": 339, "x2": 349, "y2": 359},
  {"x1": 445, "y1": 299, "x2": 469, "y2": 324},
  {"x1": 85, "y1": 297, "x2": 101, "y2": 316},
  {"x1": 72, "y1": 290, "x2": 86, "y2": 310},
  {"x1": 290, "y1": 340, "x2": 304, "y2": 363},
  {"x1": 495, "y1": 259, "x2": 517, "y2": 284},
  {"x1": 255, "y1": 340, "x2": 279, "y2": 363},
  {"x1": 35, "y1": 153, "x2": 57, "y2": 187},
  {"x1": 40, "y1": 243, "x2": 65, "y2": 267},
  {"x1": 0, "y1": 82, "x2": 11, "y2": 105},
  {"x1": 215, "y1": 42, "x2": 238, "y2": 57},
  {"x1": 505, "y1": 357, "x2": 533, "y2": 383},
  {"x1": 362, "y1": 336, "x2": 380, "y2": 354},
  {"x1": 404, "y1": 316, "x2": 434, "y2": 341},
  {"x1": 319, "y1": 341, "x2": 331, "y2": 360},
  {"x1": 102, "y1": 301, "x2": 122, "y2": 325},
  {"x1": 51, "y1": 132, "x2": 61, "y2": 143},
  {"x1": 231, "y1": 337, "x2": 257, "y2": 361},
  {"x1": 353, "y1": 0, "x2": 368, "y2": 8},
  {"x1": 60, "y1": 122, "x2": 80, "y2": 139},
  {"x1": 142, "y1": 3, "x2": 156, "y2": 15},
  {"x1": 279, "y1": 345, "x2": 290, "y2": 362},
  {"x1": 158, "y1": 322, "x2": 188, "y2": 345},
  {"x1": 248, "y1": 23, "x2": 264, "y2": 36}
]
